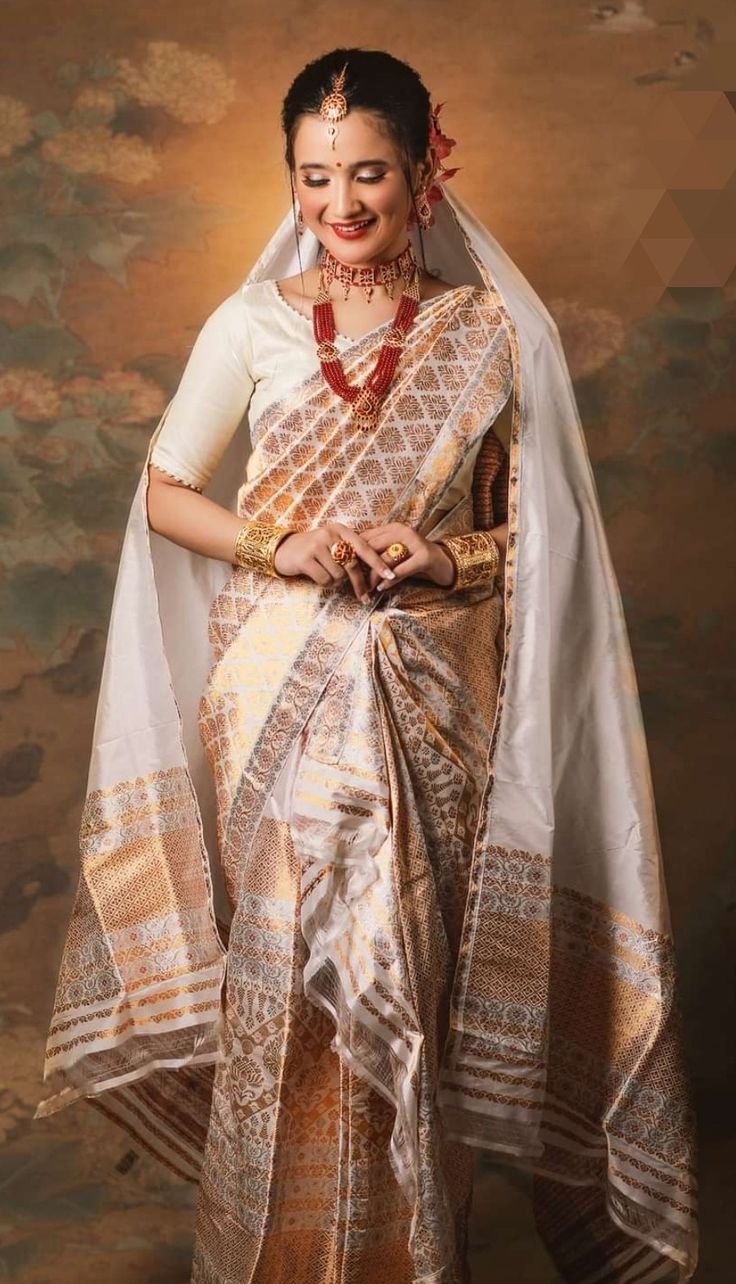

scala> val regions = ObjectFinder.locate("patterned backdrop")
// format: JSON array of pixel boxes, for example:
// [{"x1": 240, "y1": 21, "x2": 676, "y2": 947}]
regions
[{"x1": 1, "y1": 2, "x2": 733, "y2": 1280}]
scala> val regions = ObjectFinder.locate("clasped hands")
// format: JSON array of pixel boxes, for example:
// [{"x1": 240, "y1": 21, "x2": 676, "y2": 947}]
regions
[{"x1": 273, "y1": 521, "x2": 455, "y2": 603}]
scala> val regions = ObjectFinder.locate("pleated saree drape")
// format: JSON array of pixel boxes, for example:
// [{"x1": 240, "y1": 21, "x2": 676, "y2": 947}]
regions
[{"x1": 36, "y1": 189, "x2": 698, "y2": 1283}]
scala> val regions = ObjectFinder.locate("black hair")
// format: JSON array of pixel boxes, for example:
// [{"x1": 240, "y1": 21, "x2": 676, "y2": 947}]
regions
[{"x1": 281, "y1": 47, "x2": 433, "y2": 271}]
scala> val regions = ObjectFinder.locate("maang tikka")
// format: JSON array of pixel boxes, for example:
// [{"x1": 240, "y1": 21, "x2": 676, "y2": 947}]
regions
[{"x1": 319, "y1": 61, "x2": 349, "y2": 148}]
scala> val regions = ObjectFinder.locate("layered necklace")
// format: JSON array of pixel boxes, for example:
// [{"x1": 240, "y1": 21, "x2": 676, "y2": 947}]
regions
[{"x1": 312, "y1": 241, "x2": 422, "y2": 431}]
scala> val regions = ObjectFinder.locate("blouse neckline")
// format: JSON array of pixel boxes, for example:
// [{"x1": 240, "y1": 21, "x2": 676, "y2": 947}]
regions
[{"x1": 267, "y1": 276, "x2": 475, "y2": 345}]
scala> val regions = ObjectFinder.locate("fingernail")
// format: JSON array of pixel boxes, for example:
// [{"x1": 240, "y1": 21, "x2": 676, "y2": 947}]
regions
[
  {"x1": 361, "y1": 593, "x2": 371, "y2": 604},
  {"x1": 382, "y1": 567, "x2": 396, "y2": 579},
  {"x1": 377, "y1": 582, "x2": 386, "y2": 592}
]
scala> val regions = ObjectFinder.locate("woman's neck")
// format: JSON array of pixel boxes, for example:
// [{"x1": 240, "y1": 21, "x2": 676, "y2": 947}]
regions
[
  {"x1": 321, "y1": 241, "x2": 413, "y2": 274},
  {"x1": 318, "y1": 242, "x2": 418, "y2": 304}
]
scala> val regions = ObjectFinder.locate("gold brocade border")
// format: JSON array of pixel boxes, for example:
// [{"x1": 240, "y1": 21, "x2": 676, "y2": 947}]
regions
[
  {"x1": 47, "y1": 996, "x2": 221, "y2": 1061},
  {"x1": 439, "y1": 843, "x2": 697, "y2": 1193},
  {"x1": 444, "y1": 201, "x2": 523, "y2": 813}
]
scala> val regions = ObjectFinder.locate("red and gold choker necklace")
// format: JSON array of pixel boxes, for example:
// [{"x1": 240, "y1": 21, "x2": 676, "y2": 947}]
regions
[
  {"x1": 319, "y1": 242, "x2": 418, "y2": 303},
  {"x1": 313, "y1": 241, "x2": 422, "y2": 430}
]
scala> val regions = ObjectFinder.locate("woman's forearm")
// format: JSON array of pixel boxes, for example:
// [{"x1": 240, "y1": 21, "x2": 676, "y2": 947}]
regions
[
  {"x1": 146, "y1": 465, "x2": 244, "y2": 564},
  {"x1": 147, "y1": 465, "x2": 511, "y2": 578}
]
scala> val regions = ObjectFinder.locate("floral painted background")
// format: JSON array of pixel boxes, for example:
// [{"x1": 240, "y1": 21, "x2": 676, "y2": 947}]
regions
[
  {"x1": 1, "y1": 3, "x2": 734, "y2": 1281},
  {"x1": 1, "y1": 42, "x2": 236, "y2": 689}
]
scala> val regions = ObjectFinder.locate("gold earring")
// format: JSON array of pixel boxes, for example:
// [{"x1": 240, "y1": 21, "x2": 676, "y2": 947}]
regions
[
  {"x1": 296, "y1": 205, "x2": 304, "y2": 235},
  {"x1": 415, "y1": 186, "x2": 433, "y2": 231}
]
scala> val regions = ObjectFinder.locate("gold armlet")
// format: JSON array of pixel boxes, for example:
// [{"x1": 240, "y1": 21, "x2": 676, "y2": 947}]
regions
[
  {"x1": 437, "y1": 531, "x2": 500, "y2": 591},
  {"x1": 233, "y1": 521, "x2": 297, "y2": 577}
]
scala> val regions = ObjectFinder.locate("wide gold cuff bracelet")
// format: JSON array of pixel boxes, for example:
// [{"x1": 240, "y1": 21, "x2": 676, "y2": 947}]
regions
[
  {"x1": 437, "y1": 530, "x2": 500, "y2": 591},
  {"x1": 233, "y1": 521, "x2": 297, "y2": 577}
]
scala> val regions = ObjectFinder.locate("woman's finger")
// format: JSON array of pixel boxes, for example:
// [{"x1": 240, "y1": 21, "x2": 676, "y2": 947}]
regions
[
  {"x1": 360, "y1": 531, "x2": 384, "y2": 549},
  {"x1": 360, "y1": 526, "x2": 391, "y2": 541},
  {"x1": 366, "y1": 550, "x2": 412, "y2": 590},
  {"x1": 375, "y1": 551, "x2": 424, "y2": 590},
  {"x1": 344, "y1": 560, "x2": 371, "y2": 603},
  {"x1": 313, "y1": 550, "x2": 347, "y2": 584},
  {"x1": 304, "y1": 556, "x2": 334, "y2": 587},
  {"x1": 363, "y1": 531, "x2": 424, "y2": 589},
  {"x1": 361, "y1": 524, "x2": 410, "y2": 544},
  {"x1": 330, "y1": 524, "x2": 397, "y2": 584}
]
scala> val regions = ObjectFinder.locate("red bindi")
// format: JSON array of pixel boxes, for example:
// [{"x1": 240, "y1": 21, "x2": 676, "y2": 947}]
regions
[{"x1": 336, "y1": 161, "x2": 342, "y2": 167}]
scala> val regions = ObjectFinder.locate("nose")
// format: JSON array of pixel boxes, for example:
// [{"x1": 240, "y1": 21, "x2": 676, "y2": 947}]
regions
[{"x1": 330, "y1": 176, "x2": 365, "y2": 220}]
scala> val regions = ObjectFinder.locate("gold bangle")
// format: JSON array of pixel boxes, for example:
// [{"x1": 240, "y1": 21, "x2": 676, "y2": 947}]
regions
[
  {"x1": 233, "y1": 521, "x2": 297, "y2": 577},
  {"x1": 437, "y1": 531, "x2": 500, "y2": 591}
]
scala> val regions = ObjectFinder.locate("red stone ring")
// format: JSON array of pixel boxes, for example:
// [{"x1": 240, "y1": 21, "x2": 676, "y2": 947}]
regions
[{"x1": 330, "y1": 539, "x2": 359, "y2": 569}]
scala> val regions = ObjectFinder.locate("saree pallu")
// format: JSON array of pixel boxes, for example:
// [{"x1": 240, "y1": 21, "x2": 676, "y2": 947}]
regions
[{"x1": 35, "y1": 189, "x2": 698, "y2": 1284}]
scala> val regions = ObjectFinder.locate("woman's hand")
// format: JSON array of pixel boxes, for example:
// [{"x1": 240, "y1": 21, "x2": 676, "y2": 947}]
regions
[
  {"x1": 359, "y1": 523, "x2": 456, "y2": 592},
  {"x1": 272, "y1": 521, "x2": 399, "y2": 603}
]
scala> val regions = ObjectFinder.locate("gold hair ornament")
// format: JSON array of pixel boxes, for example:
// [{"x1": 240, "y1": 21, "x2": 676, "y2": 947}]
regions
[
  {"x1": 407, "y1": 101, "x2": 460, "y2": 230},
  {"x1": 319, "y1": 61, "x2": 349, "y2": 149}
]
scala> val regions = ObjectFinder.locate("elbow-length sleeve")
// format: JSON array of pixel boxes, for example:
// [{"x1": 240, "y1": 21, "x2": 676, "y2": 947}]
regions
[
  {"x1": 150, "y1": 288, "x2": 256, "y2": 491},
  {"x1": 471, "y1": 427, "x2": 509, "y2": 530}
]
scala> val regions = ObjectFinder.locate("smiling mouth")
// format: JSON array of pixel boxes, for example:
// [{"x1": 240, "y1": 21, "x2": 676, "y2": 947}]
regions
[{"x1": 330, "y1": 218, "x2": 376, "y2": 231}]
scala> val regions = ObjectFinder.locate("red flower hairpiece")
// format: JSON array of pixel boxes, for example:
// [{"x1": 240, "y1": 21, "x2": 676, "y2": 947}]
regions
[{"x1": 408, "y1": 101, "x2": 461, "y2": 229}]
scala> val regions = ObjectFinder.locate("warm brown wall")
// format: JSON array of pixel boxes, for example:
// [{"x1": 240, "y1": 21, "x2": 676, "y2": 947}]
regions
[{"x1": 1, "y1": 3, "x2": 734, "y2": 1279}]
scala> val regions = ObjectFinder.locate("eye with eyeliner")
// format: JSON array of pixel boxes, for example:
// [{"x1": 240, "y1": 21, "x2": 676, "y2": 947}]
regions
[{"x1": 302, "y1": 173, "x2": 386, "y2": 187}]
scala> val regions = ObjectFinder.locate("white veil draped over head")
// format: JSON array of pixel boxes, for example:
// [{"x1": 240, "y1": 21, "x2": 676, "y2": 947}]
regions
[{"x1": 36, "y1": 187, "x2": 698, "y2": 1282}]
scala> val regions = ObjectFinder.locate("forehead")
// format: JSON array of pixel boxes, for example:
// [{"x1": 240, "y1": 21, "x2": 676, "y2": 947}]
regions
[{"x1": 292, "y1": 109, "x2": 399, "y2": 167}]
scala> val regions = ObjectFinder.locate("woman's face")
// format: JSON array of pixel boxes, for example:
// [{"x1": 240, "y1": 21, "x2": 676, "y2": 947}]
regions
[{"x1": 291, "y1": 108, "x2": 429, "y2": 267}]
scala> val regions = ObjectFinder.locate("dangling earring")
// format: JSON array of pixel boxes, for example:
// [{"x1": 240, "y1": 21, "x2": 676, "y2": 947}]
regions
[
  {"x1": 292, "y1": 192, "x2": 305, "y2": 238},
  {"x1": 415, "y1": 186, "x2": 433, "y2": 231}
]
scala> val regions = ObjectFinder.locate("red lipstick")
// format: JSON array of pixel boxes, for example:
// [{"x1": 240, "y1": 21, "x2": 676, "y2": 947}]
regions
[{"x1": 330, "y1": 218, "x2": 376, "y2": 240}]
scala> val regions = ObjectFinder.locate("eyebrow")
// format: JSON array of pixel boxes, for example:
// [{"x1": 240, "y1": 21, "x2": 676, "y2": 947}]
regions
[{"x1": 298, "y1": 159, "x2": 389, "y2": 170}]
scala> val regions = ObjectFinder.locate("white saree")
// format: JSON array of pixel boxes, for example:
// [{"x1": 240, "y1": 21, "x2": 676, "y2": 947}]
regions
[{"x1": 35, "y1": 189, "x2": 698, "y2": 1284}]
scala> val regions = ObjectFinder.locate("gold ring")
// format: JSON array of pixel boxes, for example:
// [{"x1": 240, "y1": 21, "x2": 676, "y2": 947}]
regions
[
  {"x1": 330, "y1": 539, "x2": 358, "y2": 568},
  {"x1": 383, "y1": 541, "x2": 411, "y2": 568}
]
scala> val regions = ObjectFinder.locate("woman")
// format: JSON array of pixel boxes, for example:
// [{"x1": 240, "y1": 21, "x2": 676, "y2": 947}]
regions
[{"x1": 35, "y1": 48, "x2": 698, "y2": 1284}]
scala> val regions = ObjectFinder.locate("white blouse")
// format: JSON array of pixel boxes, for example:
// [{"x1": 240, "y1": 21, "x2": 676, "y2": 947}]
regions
[{"x1": 149, "y1": 278, "x2": 487, "y2": 512}]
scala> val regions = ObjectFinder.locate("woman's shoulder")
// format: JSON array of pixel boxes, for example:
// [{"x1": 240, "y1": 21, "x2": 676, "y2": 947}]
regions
[
  {"x1": 212, "y1": 278, "x2": 290, "y2": 346},
  {"x1": 419, "y1": 274, "x2": 459, "y2": 301},
  {"x1": 206, "y1": 276, "x2": 284, "y2": 321},
  {"x1": 423, "y1": 276, "x2": 505, "y2": 330},
  {"x1": 271, "y1": 268, "x2": 319, "y2": 306},
  {"x1": 462, "y1": 282, "x2": 508, "y2": 331},
  {"x1": 237, "y1": 277, "x2": 280, "y2": 311},
  {"x1": 196, "y1": 279, "x2": 270, "y2": 337},
  {"x1": 184, "y1": 280, "x2": 286, "y2": 379}
]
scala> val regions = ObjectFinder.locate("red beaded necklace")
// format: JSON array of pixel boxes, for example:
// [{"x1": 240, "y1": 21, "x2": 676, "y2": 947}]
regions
[{"x1": 312, "y1": 242, "x2": 422, "y2": 431}]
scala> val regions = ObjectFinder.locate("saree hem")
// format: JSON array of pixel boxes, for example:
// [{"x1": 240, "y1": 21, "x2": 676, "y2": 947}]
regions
[{"x1": 33, "y1": 1045, "x2": 225, "y2": 1122}]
